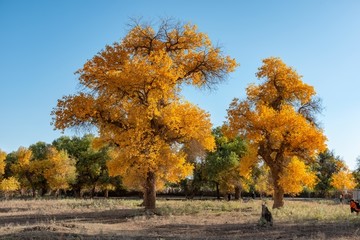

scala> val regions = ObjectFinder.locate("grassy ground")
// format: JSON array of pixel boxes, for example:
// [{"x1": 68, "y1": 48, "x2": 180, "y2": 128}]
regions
[{"x1": 0, "y1": 197, "x2": 359, "y2": 239}]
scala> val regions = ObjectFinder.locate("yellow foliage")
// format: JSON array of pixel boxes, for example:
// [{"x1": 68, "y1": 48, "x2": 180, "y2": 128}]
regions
[
  {"x1": 52, "y1": 20, "x2": 236, "y2": 194},
  {"x1": 43, "y1": 147, "x2": 76, "y2": 191},
  {"x1": 278, "y1": 157, "x2": 318, "y2": 195},
  {"x1": 227, "y1": 58, "x2": 327, "y2": 159},
  {"x1": 10, "y1": 147, "x2": 33, "y2": 178},
  {"x1": 0, "y1": 149, "x2": 6, "y2": 176},
  {"x1": 15, "y1": 147, "x2": 32, "y2": 167},
  {"x1": 331, "y1": 170, "x2": 356, "y2": 191},
  {"x1": 0, "y1": 177, "x2": 20, "y2": 192},
  {"x1": 238, "y1": 143, "x2": 258, "y2": 179},
  {"x1": 226, "y1": 57, "x2": 327, "y2": 207},
  {"x1": 254, "y1": 165, "x2": 274, "y2": 196}
]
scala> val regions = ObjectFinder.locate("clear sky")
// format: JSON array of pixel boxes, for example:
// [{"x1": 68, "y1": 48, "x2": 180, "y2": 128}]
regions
[{"x1": 1, "y1": 0, "x2": 359, "y2": 169}]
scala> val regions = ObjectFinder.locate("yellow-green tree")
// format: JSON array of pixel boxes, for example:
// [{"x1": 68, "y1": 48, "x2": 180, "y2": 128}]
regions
[
  {"x1": 52, "y1": 20, "x2": 237, "y2": 210},
  {"x1": 0, "y1": 177, "x2": 20, "y2": 198},
  {"x1": 0, "y1": 149, "x2": 6, "y2": 176},
  {"x1": 0, "y1": 150, "x2": 20, "y2": 198},
  {"x1": 10, "y1": 147, "x2": 38, "y2": 196},
  {"x1": 43, "y1": 147, "x2": 76, "y2": 194},
  {"x1": 331, "y1": 169, "x2": 356, "y2": 192},
  {"x1": 226, "y1": 57, "x2": 326, "y2": 208}
]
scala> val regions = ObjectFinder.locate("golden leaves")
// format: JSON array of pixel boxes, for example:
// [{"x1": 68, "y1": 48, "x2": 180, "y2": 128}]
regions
[
  {"x1": 43, "y1": 147, "x2": 76, "y2": 191},
  {"x1": 226, "y1": 57, "x2": 327, "y2": 160},
  {"x1": 226, "y1": 57, "x2": 327, "y2": 203},
  {"x1": 255, "y1": 57, "x2": 315, "y2": 106},
  {"x1": 331, "y1": 170, "x2": 356, "y2": 191},
  {"x1": 0, "y1": 149, "x2": 6, "y2": 176},
  {"x1": 15, "y1": 147, "x2": 32, "y2": 168},
  {"x1": 0, "y1": 177, "x2": 20, "y2": 192},
  {"x1": 52, "y1": 20, "x2": 237, "y2": 193},
  {"x1": 278, "y1": 157, "x2": 318, "y2": 195}
]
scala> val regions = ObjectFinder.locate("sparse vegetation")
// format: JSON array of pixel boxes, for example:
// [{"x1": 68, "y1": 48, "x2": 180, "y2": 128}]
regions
[{"x1": 0, "y1": 198, "x2": 359, "y2": 239}]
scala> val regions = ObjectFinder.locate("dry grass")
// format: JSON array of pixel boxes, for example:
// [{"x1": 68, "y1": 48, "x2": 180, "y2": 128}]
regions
[{"x1": 0, "y1": 197, "x2": 359, "y2": 239}]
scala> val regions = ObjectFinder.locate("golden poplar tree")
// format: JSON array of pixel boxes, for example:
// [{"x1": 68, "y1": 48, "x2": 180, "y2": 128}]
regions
[
  {"x1": 52, "y1": 20, "x2": 237, "y2": 210},
  {"x1": 226, "y1": 57, "x2": 326, "y2": 208}
]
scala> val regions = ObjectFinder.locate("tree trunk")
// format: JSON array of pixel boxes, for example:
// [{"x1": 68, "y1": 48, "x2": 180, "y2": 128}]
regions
[
  {"x1": 143, "y1": 171, "x2": 156, "y2": 210},
  {"x1": 215, "y1": 182, "x2": 221, "y2": 199},
  {"x1": 271, "y1": 166, "x2": 284, "y2": 209},
  {"x1": 26, "y1": 174, "x2": 36, "y2": 198},
  {"x1": 91, "y1": 185, "x2": 96, "y2": 198},
  {"x1": 31, "y1": 187, "x2": 36, "y2": 198},
  {"x1": 105, "y1": 189, "x2": 109, "y2": 198},
  {"x1": 234, "y1": 185, "x2": 241, "y2": 200}
]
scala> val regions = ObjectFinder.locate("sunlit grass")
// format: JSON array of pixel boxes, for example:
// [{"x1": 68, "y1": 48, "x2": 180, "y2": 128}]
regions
[
  {"x1": 1, "y1": 197, "x2": 359, "y2": 224},
  {"x1": 155, "y1": 198, "x2": 360, "y2": 224}
]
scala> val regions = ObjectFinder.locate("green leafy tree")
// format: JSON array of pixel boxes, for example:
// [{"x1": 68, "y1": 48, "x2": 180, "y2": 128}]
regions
[
  {"x1": 29, "y1": 142, "x2": 52, "y2": 195},
  {"x1": 203, "y1": 127, "x2": 247, "y2": 199},
  {"x1": 313, "y1": 150, "x2": 344, "y2": 197},
  {"x1": 353, "y1": 156, "x2": 360, "y2": 189},
  {"x1": 52, "y1": 134, "x2": 116, "y2": 197},
  {"x1": 0, "y1": 150, "x2": 20, "y2": 198},
  {"x1": 4, "y1": 152, "x2": 17, "y2": 178}
]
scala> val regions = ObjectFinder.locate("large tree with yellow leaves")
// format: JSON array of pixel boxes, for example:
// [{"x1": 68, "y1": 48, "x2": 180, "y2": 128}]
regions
[
  {"x1": 225, "y1": 57, "x2": 326, "y2": 208},
  {"x1": 52, "y1": 20, "x2": 237, "y2": 210}
]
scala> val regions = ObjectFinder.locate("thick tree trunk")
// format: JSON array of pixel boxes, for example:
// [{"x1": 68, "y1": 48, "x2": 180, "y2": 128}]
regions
[
  {"x1": 273, "y1": 183, "x2": 284, "y2": 208},
  {"x1": 271, "y1": 166, "x2": 284, "y2": 209},
  {"x1": 234, "y1": 185, "x2": 241, "y2": 200},
  {"x1": 143, "y1": 171, "x2": 156, "y2": 210}
]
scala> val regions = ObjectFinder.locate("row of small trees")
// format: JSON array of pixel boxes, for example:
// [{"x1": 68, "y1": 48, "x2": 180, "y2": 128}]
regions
[{"x1": 0, "y1": 135, "x2": 121, "y2": 198}]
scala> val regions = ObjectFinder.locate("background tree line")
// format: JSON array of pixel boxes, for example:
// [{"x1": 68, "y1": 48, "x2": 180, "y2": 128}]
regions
[{"x1": 0, "y1": 132, "x2": 357, "y2": 200}]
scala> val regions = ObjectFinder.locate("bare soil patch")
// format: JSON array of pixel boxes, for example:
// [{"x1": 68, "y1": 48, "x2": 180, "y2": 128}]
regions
[{"x1": 0, "y1": 198, "x2": 359, "y2": 239}]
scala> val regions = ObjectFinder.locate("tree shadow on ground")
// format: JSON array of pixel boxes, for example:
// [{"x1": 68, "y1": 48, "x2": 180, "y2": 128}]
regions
[
  {"x1": 0, "y1": 219, "x2": 359, "y2": 239},
  {"x1": 0, "y1": 208, "x2": 143, "y2": 226}
]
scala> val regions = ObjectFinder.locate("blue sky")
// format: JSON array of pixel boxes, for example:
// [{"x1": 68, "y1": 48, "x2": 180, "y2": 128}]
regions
[{"x1": 0, "y1": 0, "x2": 359, "y2": 169}]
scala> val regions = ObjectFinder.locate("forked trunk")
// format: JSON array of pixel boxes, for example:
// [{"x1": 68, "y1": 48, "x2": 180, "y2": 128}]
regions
[{"x1": 143, "y1": 171, "x2": 156, "y2": 210}]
